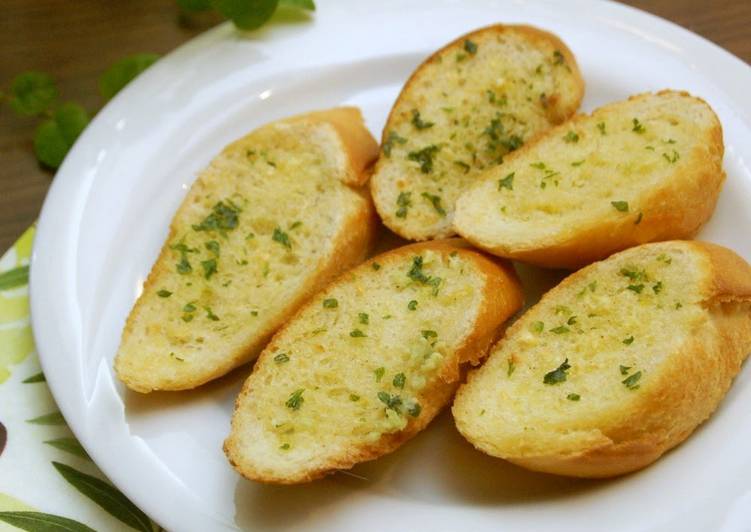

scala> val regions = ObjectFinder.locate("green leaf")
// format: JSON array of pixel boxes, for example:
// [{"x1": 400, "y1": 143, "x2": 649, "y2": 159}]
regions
[
  {"x1": 52, "y1": 462, "x2": 152, "y2": 532},
  {"x1": 177, "y1": 0, "x2": 212, "y2": 10},
  {"x1": 22, "y1": 372, "x2": 46, "y2": 383},
  {"x1": 279, "y1": 0, "x2": 315, "y2": 9},
  {"x1": 33, "y1": 103, "x2": 90, "y2": 169},
  {"x1": 212, "y1": 0, "x2": 280, "y2": 30},
  {"x1": 0, "y1": 511, "x2": 96, "y2": 532},
  {"x1": 44, "y1": 438, "x2": 91, "y2": 460},
  {"x1": 8, "y1": 72, "x2": 58, "y2": 116},
  {"x1": 0, "y1": 265, "x2": 29, "y2": 290},
  {"x1": 26, "y1": 412, "x2": 66, "y2": 425},
  {"x1": 99, "y1": 53, "x2": 160, "y2": 101},
  {"x1": 34, "y1": 120, "x2": 69, "y2": 169}
]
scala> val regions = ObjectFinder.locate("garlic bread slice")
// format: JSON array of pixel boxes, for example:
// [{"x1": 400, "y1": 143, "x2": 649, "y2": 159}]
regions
[
  {"x1": 370, "y1": 24, "x2": 584, "y2": 241},
  {"x1": 454, "y1": 90, "x2": 725, "y2": 268},
  {"x1": 453, "y1": 240, "x2": 751, "y2": 478},
  {"x1": 115, "y1": 108, "x2": 379, "y2": 393},
  {"x1": 224, "y1": 241, "x2": 523, "y2": 483}
]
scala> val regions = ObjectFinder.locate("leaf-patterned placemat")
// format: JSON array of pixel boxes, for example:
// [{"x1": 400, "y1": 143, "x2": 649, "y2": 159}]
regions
[{"x1": 0, "y1": 226, "x2": 161, "y2": 532}]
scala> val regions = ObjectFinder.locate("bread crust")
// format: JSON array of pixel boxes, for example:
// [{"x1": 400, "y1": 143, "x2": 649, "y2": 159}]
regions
[
  {"x1": 453, "y1": 240, "x2": 751, "y2": 478},
  {"x1": 115, "y1": 108, "x2": 379, "y2": 392},
  {"x1": 370, "y1": 24, "x2": 584, "y2": 241},
  {"x1": 224, "y1": 240, "x2": 523, "y2": 483},
  {"x1": 455, "y1": 90, "x2": 726, "y2": 269}
]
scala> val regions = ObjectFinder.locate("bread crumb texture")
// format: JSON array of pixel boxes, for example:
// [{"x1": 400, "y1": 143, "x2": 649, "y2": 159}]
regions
[
  {"x1": 225, "y1": 243, "x2": 522, "y2": 483},
  {"x1": 453, "y1": 241, "x2": 751, "y2": 477},
  {"x1": 371, "y1": 24, "x2": 584, "y2": 240},
  {"x1": 454, "y1": 91, "x2": 724, "y2": 268},
  {"x1": 115, "y1": 108, "x2": 377, "y2": 392}
]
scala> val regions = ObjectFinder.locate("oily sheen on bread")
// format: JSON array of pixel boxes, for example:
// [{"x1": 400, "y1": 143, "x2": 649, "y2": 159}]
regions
[
  {"x1": 453, "y1": 240, "x2": 751, "y2": 478},
  {"x1": 224, "y1": 240, "x2": 523, "y2": 483},
  {"x1": 115, "y1": 108, "x2": 379, "y2": 393},
  {"x1": 454, "y1": 90, "x2": 725, "y2": 269},
  {"x1": 370, "y1": 24, "x2": 584, "y2": 241}
]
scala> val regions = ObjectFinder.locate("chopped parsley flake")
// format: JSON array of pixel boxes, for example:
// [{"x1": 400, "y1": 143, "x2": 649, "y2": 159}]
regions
[
  {"x1": 563, "y1": 131, "x2": 579, "y2": 143},
  {"x1": 205, "y1": 240, "x2": 220, "y2": 255},
  {"x1": 285, "y1": 389, "x2": 305, "y2": 410},
  {"x1": 498, "y1": 172, "x2": 514, "y2": 191},
  {"x1": 349, "y1": 329, "x2": 367, "y2": 338},
  {"x1": 383, "y1": 131, "x2": 407, "y2": 157},
  {"x1": 663, "y1": 150, "x2": 680, "y2": 163},
  {"x1": 183, "y1": 302, "x2": 197, "y2": 313},
  {"x1": 204, "y1": 306, "x2": 219, "y2": 321},
  {"x1": 421, "y1": 192, "x2": 447, "y2": 216},
  {"x1": 411, "y1": 109, "x2": 434, "y2": 130},
  {"x1": 571, "y1": 160, "x2": 585, "y2": 167},
  {"x1": 358, "y1": 312, "x2": 369, "y2": 325},
  {"x1": 407, "y1": 300, "x2": 418, "y2": 311},
  {"x1": 280, "y1": 443, "x2": 290, "y2": 450},
  {"x1": 543, "y1": 358, "x2": 571, "y2": 385},
  {"x1": 597, "y1": 122, "x2": 606, "y2": 135},
  {"x1": 620, "y1": 365, "x2": 632, "y2": 375},
  {"x1": 622, "y1": 370, "x2": 642, "y2": 390},
  {"x1": 464, "y1": 39, "x2": 478, "y2": 54},
  {"x1": 289, "y1": 221, "x2": 302, "y2": 230},
  {"x1": 611, "y1": 201, "x2": 629, "y2": 212},
  {"x1": 657, "y1": 253, "x2": 672, "y2": 265},
  {"x1": 551, "y1": 325, "x2": 570, "y2": 334},
  {"x1": 567, "y1": 393, "x2": 581, "y2": 401},
  {"x1": 507, "y1": 358, "x2": 516, "y2": 377},
  {"x1": 272, "y1": 227, "x2": 291, "y2": 249},
  {"x1": 627, "y1": 284, "x2": 645, "y2": 294},
  {"x1": 454, "y1": 160, "x2": 471, "y2": 173},
  {"x1": 620, "y1": 267, "x2": 647, "y2": 281},
  {"x1": 274, "y1": 353, "x2": 290, "y2": 363},
  {"x1": 192, "y1": 201, "x2": 240, "y2": 234},
  {"x1": 393, "y1": 373, "x2": 406, "y2": 389},
  {"x1": 201, "y1": 258, "x2": 217, "y2": 280},
  {"x1": 408, "y1": 402, "x2": 422, "y2": 417},
  {"x1": 378, "y1": 391, "x2": 402, "y2": 412},
  {"x1": 553, "y1": 50, "x2": 565, "y2": 64},
  {"x1": 632, "y1": 118, "x2": 646, "y2": 134},
  {"x1": 531, "y1": 321, "x2": 544, "y2": 333},
  {"x1": 322, "y1": 298, "x2": 338, "y2": 308},
  {"x1": 623, "y1": 336, "x2": 635, "y2": 345},
  {"x1": 396, "y1": 191, "x2": 412, "y2": 218},
  {"x1": 372, "y1": 262, "x2": 381, "y2": 271},
  {"x1": 350, "y1": 394, "x2": 360, "y2": 401},
  {"x1": 157, "y1": 289, "x2": 172, "y2": 298},
  {"x1": 421, "y1": 330, "x2": 438, "y2": 340},
  {"x1": 407, "y1": 145, "x2": 440, "y2": 173},
  {"x1": 653, "y1": 281, "x2": 663, "y2": 294},
  {"x1": 374, "y1": 367, "x2": 385, "y2": 382}
]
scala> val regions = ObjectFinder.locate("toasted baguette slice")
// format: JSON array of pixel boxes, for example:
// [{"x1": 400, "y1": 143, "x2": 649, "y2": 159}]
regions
[
  {"x1": 114, "y1": 108, "x2": 379, "y2": 393},
  {"x1": 370, "y1": 24, "x2": 584, "y2": 241},
  {"x1": 453, "y1": 241, "x2": 751, "y2": 478},
  {"x1": 224, "y1": 240, "x2": 523, "y2": 483},
  {"x1": 454, "y1": 90, "x2": 725, "y2": 269}
]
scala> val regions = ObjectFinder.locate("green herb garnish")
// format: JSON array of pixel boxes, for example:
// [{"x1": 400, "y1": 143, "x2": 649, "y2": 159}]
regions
[
  {"x1": 192, "y1": 201, "x2": 240, "y2": 234},
  {"x1": 611, "y1": 201, "x2": 629, "y2": 212},
  {"x1": 396, "y1": 191, "x2": 412, "y2": 218},
  {"x1": 407, "y1": 300, "x2": 418, "y2": 311},
  {"x1": 279, "y1": 443, "x2": 290, "y2": 450},
  {"x1": 620, "y1": 365, "x2": 631, "y2": 375},
  {"x1": 378, "y1": 391, "x2": 402, "y2": 412},
  {"x1": 623, "y1": 336, "x2": 634, "y2": 345},
  {"x1": 372, "y1": 262, "x2": 381, "y2": 271},
  {"x1": 632, "y1": 118, "x2": 646, "y2": 134},
  {"x1": 622, "y1": 370, "x2": 642, "y2": 390},
  {"x1": 204, "y1": 306, "x2": 219, "y2": 321},
  {"x1": 322, "y1": 298, "x2": 338, "y2": 308},
  {"x1": 374, "y1": 367, "x2": 385, "y2": 382},
  {"x1": 350, "y1": 394, "x2": 360, "y2": 401},
  {"x1": 563, "y1": 131, "x2": 579, "y2": 143},
  {"x1": 543, "y1": 358, "x2": 571, "y2": 385},
  {"x1": 358, "y1": 312, "x2": 369, "y2": 325},
  {"x1": 553, "y1": 50, "x2": 565, "y2": 65},
  {"x1": 201, "y1": 258, "x2": 217, "y2": 280},
  {"x1": 498, "y1": 172, "x2": 514, "y2": 191},
  {"x1": 393, "y1": 373, "x2": 406, "y2": 389},
  {"x1": 597, "y1": 122, "x2": 606, "y2": 135},
  {"x1": 567, "y1": 393, "x2": 581, "y2": 401},
  {"x1": 464, "y1": 39, "x2": 478, "y2": 55},
  {"x1": 454, "y1": 160, "x2": 471, "y2": 173},
  {"x1": 285, "y1": 389, "x2": 305, "y2": 410},
  {"x1": 157, "y1": 290, "x2": 172, "y2": 298},
  {"x1": 551, "y1": 325, "x2": 570, "y2": 334},
  {"x1": 407, "y1": 145, "x2": 440, "y2": 173},
  {"x1": 272, "y1": 227, "x2": 291, "y2": 249},
  {"x1": 421, "y1": 330, "x2": 437, "y2": 340},
  {"x1": 383, "y1": 131, "x2": 407, "y2": 157},
  {"x1": 407, "y1": 402, "x2": 422, "y2": 417},
  {"x1": 652, "y1": 281, "x2": 663, "y2": 294},
  {"x1": 274, "y1": 353, "x2": 290, "y2": 363},
  {"x1": 411, "y1": 109, "x2": 434, "y2": 130},
  {"x1": 350, "y1": 329, "x2": 366, "y2": 338},
  {"x1": 531, "y1": 321, "x2": 544, "y2": 333},
  {"x1": 507, "y1": 358, "x2": 516, "y2": 377},
  {"x1": 627, "y1": 284, "x2": 645, "y2": 294},
  {"x1": 421, "y1": 192, "x2": 447, "y2": 216}
]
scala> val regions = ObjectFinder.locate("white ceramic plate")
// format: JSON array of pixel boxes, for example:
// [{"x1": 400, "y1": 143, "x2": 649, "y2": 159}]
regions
[{"x1": 30, "y1": 1, "x2": 751, "y2": 530}]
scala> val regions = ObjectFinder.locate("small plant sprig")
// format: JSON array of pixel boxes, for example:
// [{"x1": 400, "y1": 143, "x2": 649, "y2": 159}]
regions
[
  {"x1": 2, "y1": 54, "x2": 160, "y2": 170},
  {"x1": 178, "y1": 0, "x2": 315, "y2": 30}
]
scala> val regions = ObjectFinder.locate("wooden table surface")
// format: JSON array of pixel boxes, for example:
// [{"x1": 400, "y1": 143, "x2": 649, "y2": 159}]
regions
[{"x1": 1, "y1": 0, "x2": 749, "y2": 253}]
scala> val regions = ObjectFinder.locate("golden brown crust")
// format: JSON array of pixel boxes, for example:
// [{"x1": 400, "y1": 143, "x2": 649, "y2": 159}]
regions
[
  {"x1": 456, "y1": 241, "x2": 751, "y2": 478},
  {"x1": 224, "y1": 239, "x2": 523, "y2": 483},
  {"x1": 455, "y1": 90, "x2": 726, "y2": 269},
  {"x1": 115, "y1": 108, "x2": 379, "y2": 392},
  {"x1": 370, "y1": 23, "x2": 584, "y2": 242}
]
